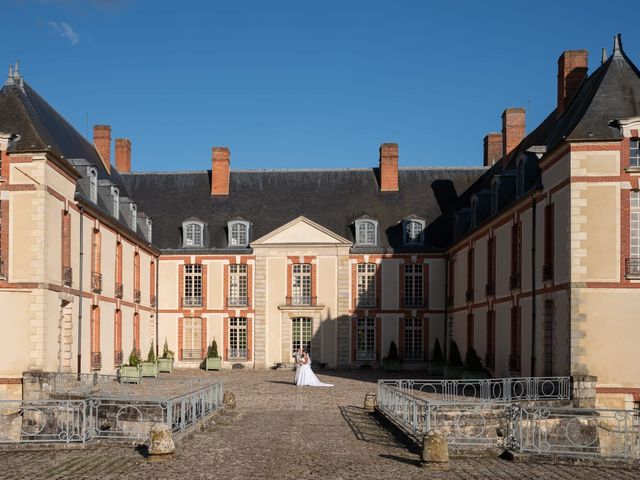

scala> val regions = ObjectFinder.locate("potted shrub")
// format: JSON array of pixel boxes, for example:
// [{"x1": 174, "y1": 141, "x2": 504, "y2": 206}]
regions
[
  {"x1": 120, "y1": 348, "x2": 142, "y2": 384},
  {"x1": 445, "y1": 340, "x2": 464, "y2": 379},
  {"x1": 463, "y1": 347, "x2": 487, "y2": 379},
  {"x1": 141, "y1": 342, "x2": 159, "y2": 378},
  {"x1": 158, "y1": 338, "x2": 174, "y2": 373},
  {"x1": 428, "y1": 338, "x2": 445, "y2": 376},
  {"x1": 205, "y1": 339, "x2": 222, "y2": 371},
  {"x1": 382, "y1": 341, "x2": 401, "y2": 372}
]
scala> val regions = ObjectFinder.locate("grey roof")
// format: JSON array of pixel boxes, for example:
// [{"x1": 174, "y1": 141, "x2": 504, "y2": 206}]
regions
[
  {"x1": 120, "y1": 168, "x2": 485, "y2": 252},
  {"x1": 0, "y1": 75, "x2": 152, "y2": 244}
]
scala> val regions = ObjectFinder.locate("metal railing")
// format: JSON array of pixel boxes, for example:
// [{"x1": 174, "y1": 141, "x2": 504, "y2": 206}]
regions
[
  {"x1": 92, "y1": 272, "x2": 102, "y2": 293},
  {"x1": 115, "y1": 283, "x2": 123, "y2": 298},
  {"x1": 286, "y1": 296, "x2": 317, "y2": 306},
  {"x1": 379, "y1": 377, "x2": 571, "y2": 404},
  {"x1": 168, "y1": 381, "x2": 224, "y2": 434},
  {"x1": 62, "y1": 266, "x2": 72, "y2": 286},
  {"x1": 91, "y1": 352, "x2": 102, "y2": 371},
  {"x1": 134, "y1": 289, "x2": 141, "y2": 303},
  {"x1": 226, "y1": 296, "x2": 248, "y2": 307},
  {"x1": 183, "y1": 296, "x2": 202, "y2": 307},
  {"x1": 625, "y1": 257, "x2": 640, "y2": 278},
  {"x1": 227, "y1": 348, "x2": 248, "y2": 360}
]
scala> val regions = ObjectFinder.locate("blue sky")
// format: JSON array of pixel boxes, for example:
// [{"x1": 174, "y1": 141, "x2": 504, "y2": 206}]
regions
[{"x1": 4, "y1": 0, "x2": 640, "y2": 171}]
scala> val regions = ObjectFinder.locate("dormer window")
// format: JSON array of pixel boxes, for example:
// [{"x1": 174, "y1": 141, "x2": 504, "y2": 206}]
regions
[
  {"x1": 516, "y1": 158, "x2": 525, "y2": 196},
  {"x1": 183, "y1": 220, "x2": 204, "y2": 248},
  {"x1": 88, "y1": 167, "x2": 98, "y2": 203},
  {"x1": 146, "y1": 218, "x2": 152, "y2": 242},
  {"x1": 111, "y1": 186, "x2": 119, "y2": 219},
  {"x1": 228, "y1": 220, "x2": 250, "y2": 247},
  {"x1": 129, "y1": 203, "x2": 137, "y2": 229},
  {"x1": 631, "y1": 138, "x2": 640, "y2": 168},
  {"x1": 491, "y1": 180, "x2": 499, "y2": 214},
  {"x1": 471, "y1": 196, "x2": 479, "y2": 228},
  {"x1": 355, "y1": 218, "x2": 378, "y2": 246},
  {"x1": 403, "y1": 219, "x2": 425, "y2": 245}
]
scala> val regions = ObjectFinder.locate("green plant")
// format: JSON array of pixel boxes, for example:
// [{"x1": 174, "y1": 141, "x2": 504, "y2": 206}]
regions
[
  {"x1": 431, "y1": 338, "x2": 443, "y2": 363},
  {"x1": 146, "y1": 342, "x2": 156, "y2": 363},
  {"x1": 207, "y1": 339, "x2": 220, "y2": 359},
  {"x1": 464, "y1": 347, "x2": 484, "y2": 372},
  {"x1": 128, "y1": 347, "x2": 141, "y2": 367},
  {"x1": 385, "y1": 341, "x2": 400, "y2": 362},
  {"x1": 448, "y1": 340, "x2": 463, "y2": 367},
  {"x1": 162, "y1": 338, "x2": 174, "y2": 359}
]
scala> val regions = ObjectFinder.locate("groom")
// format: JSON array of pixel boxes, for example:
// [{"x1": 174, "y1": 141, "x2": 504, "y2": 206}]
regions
[{"x1": 293, "y1": 347, "x2": 304, "y2": 384}]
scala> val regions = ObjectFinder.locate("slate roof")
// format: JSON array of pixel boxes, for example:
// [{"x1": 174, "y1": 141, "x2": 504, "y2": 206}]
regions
[
  {"x1": 120, "y1": 168, "x2": 485, "y2": 252},
  {"x1": 0, "y1": 69, "x2": 152, "y2": 245}
]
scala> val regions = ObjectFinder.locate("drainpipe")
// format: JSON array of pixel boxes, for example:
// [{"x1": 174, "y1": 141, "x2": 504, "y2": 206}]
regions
[
  {"x1": 77, "y1": 206, "x2": 84, "y2": 381},
  {"x1": 443, "y1": 254, "x2": 449, "y2": 362},
  {"x1": 530, "y1": 196, "x2": 537, "y2": 377},
  {"x1": 155, "y1": 257, "x2": 159, "y2": 358}
]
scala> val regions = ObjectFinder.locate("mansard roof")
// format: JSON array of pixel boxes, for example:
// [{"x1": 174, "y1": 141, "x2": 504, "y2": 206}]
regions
[{"x1": 120, "y1": 167, "x2": 485, "y2": 252}]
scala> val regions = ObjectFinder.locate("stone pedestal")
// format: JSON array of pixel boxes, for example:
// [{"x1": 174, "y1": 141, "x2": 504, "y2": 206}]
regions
[
  {"x1": 571, "y1": 374, "x2": 597, "y2": 409},
  {"x1": 363, "y1": 393, "x2": 376, "y2": 413},
  {"x1": 148, "y1": 423, "x2": 175, "y2": 455},
  {"x1": 224, "y1": 391, "x2": 236, "y2": 408},
  {"x1": 421, "y1": 430, "x2": 449, "y2": 463}
]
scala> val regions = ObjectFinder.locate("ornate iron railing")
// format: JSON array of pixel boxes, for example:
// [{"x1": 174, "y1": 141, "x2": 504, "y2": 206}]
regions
[
  {"x1": 286, "y1": 295, "x2": 317, "y2": 306},
  {"x1": 183, "y1": 296, "x2": 202, "y2": 307},
  {"x1": 91, "y1": 272, "x2": 102, "y2": 293},
  {"x1": 115, "y1": 283, "x2": 123, "y2": 298},
  {"x1": 625, "y1": 257, "x2": 640, "y2": 277},
  {"x1": 62, "y1": 266, "x2": 72, "y2": 286},
  {"x1": 134, "y1": 289, "x2": 141, "y2": 303},
  {"x1": 226, "y1": 296, "x2": 248, "y2": 307}
]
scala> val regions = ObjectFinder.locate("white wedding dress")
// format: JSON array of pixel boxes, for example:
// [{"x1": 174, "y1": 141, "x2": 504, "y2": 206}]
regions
[{"x1": 296, "y1": 357, "x2": 333, "y2": 387}]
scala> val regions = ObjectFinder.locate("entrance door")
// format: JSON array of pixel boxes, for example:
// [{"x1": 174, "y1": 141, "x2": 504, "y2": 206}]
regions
[{"x1": 291, "y1": 317, "x2": 312, "y2": 355}]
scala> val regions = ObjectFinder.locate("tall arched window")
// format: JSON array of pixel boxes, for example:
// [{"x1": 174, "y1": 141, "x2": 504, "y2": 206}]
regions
[{"x1": 183, "y1": 221, "x2": 204, "y2": 247}]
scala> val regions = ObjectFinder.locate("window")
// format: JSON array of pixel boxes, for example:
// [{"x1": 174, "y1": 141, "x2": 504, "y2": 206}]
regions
[
  {"x1": 470, "y1": 197, "x2": 478, "y2": 228},
  {"x1": 111, "y1": 186, "x2": 119, "y2": 219},
  {"x1": 510, "y1": 306, "x2": 521, "y2": 373},
  {"x1": 228, "y1": 317, "x2": 248, "y2": 359},
  {"x1": 486, "y1": 310, "x2": 495, "y2": 370},
  {"x1": 516, "y1": 159, "x2": 525, "y2": 195},
  {"x1": 91, "y1": 229, "x2": 102, "y2": 293},
  {"x1": 90, "y1": 305, "x2": 101, "y2": 371},
  {"x1": 62, "y1": 210, "x2": 71, "y2": 286},
  {"x1": 486, "y1": 236, "x2": 496, "y2": 295},
  {"x1": 133, "y1": 252, "x2": 140, "y2": 302},
  {"x1": 183, "y1": 317, "x2": 203, "y2": 360},
  {"x1": 543, "y1": 300, "x2": 555, "y2": 376},
  {"x1": 146, "y1": 218, "x2": 152, "y2": 242},
  {"x1": 115, "y1": 241, "x2": 123, "y2": 297},
  {"x1": 355, "y1": 219, "x2": 377, "y2": 246},
  {"x1": 404, "y1": 264, "x2": 424, "y2": 307},
  {"x1": 466, "y1": 313, "x2": 474, "y2": 352},
  {"x1": 631, "y1": 138, "x2": 640, "y2": 168},
  {"x1": 291, "y1": 264, "x2": 312, "y2": 305},
  {"x1": 291, "y1": 317, "x2": 312, "y2": 355},
  {"x1": 356, "y1": 317, "x2": 376, "y2": 360},
  {"x1": 491, "y1": 180, "x2": 499, "y2": 214},
  {"x1": 544, "y1": 204, "x2": 555, "y2": 281},
  {"x1": 183, "y1": 264, "x2": 203, "y2": 307},
  {"x1": 114, "y1": 309, "x2": 123, "y2": 365},
  {"x1": 129, "y1": 203, "x2": 137, "y2": 229},
  {"x1": 404, "y1": 318, "x2": 423, "y2": 361},
  {"x1": 403, "y1": 220, "x2": 424, "y2": 245},
  {"x1": 229, "y1": 264, "x2": 248, "y2": 307},
  {"x1": 466, "y1": 247, "x2": 474, "y2": 301},
  {"x1": 133, "y1": 312, "x2": 140, "y2": 352},
  {"x1": 88, "y1": 167, "x2": 98, "y2": 203},
  {"x1": 183, "y1": 222, "x2": 204, "y2": 248},
  {"x1": 510, "y1": 221, "x2": 521, "y2": 289},
  {"x1": 632, "y1": 191, "x2": 640, "y2": 260},
  {"x1": 356, "y1": 263, "x2": 376, "y2": 307},
  {"x1": 228, "y1": 221, "x2": 249, "y2": 247}
]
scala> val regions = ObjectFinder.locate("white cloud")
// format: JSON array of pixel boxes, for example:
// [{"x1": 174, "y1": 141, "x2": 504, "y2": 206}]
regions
[{"x1": 48, "y1": 21, "x2": 80, "y2": 45}]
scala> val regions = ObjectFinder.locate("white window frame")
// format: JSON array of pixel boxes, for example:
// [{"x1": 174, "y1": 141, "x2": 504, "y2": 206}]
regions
[
  {"x1": 228, "y1": 220, "x2": 250, "y2": 247},
  {"x1": 355, "y1": 219, "x2": 378, "y2": 246},
  {"x1": 146, "y1": 218, "x2": 152, "y2": 242},
  {"x1": 111, "y1": 186, "x2": 119, "y2": 220},
  {"x1": 291, "y1": 264, "x2": 312, "y2": 305},
  {"x1": 356, "y1": 263, "x2": 377, "y2": 307},
  {"x1": 631, "y1": 191, "x2": 640, "y2": 259},
  {"x1": 182, "y1": 221, "x2": 204, "y2": 248},
  {"x1": 182, "y1": 317, "x2": 202, "y2": 360},
  {"x1": 183, "y1": 264, "x2": 203, "y2": 307},
  {"x1": 129, "y1": 203, "x2": 137, "y2": 229},
  {"x1": 88, "y1": 167, "x2": 98, "y2": 204},
  {"x1": 403, "y1": 219, "x2": 425, "y2": 245},
  {"x1": 404, "y1": 264, "x2": 424, "y2": 307},
  {"x1": 404, "y1": 317, "x2": 424, "y2": 361},
  {"x1": 631, "y1": 138, "x2": 640, "y2": 168},
  {"x1": 291, "y1": 317, "x2": 312, "y2": 355},
  {"x1": 228, "y1": 317, "x2": 248, "y2": 359},
  {"x1": 356, "y1": 317, "x2": 376, "y2": 361},
  {"x1": 229, "y1": 264, "x2": 248, "y2": 306}
]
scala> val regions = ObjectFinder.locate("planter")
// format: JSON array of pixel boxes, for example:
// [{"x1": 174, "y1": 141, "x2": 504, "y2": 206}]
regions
[
  {"x1": 158, "y1": 357, "x2": 174, "y2": 373},
  {"x1": 205, "y1": 357, "x2": 222, "y2": 371},
  {"x1": 444, "y1": 366, "x2": 464, "y2": 379},
  {"x1": 428, "y1": 362, "x2": 445, "y2": 377},
  {"x1": 141, "y1": 361, "x2": 159, "y2": 378},
  {"x1": 383, "y1": 359, "x2": 401, "y2": 372},
  {"x1": 120, "y1": 365, "x2": 142, "y2": 384}
]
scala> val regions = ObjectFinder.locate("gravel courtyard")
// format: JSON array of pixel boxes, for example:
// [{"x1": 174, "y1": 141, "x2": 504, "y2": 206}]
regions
[{"x1": 0, "y1": 369, "x2": 638, "y2": 480}]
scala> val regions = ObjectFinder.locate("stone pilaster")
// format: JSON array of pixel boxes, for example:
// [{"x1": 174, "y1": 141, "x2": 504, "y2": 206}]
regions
[
  {"x1": 253, "y1": 256, "x2": 267, "y2": 366},
  {"x1": 336, "y1": 255, "x2": 351, "y2": 367}
]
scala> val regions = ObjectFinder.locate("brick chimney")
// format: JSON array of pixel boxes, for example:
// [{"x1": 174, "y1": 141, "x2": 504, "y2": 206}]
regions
[
  {"x1": 483, "y1": 133, "x2": 502, "y2": 166},
  {"x1": 211, "y1": 147, "x2": 230, "y2": 196},
  {"x1": 93, "y1": 125, "x2": 111, "y2": 174},
  {"x1": 501, "y1": 108, "x2": 526, "y2": 158},
  {"x1": 379, "y1": 143, "x2": 399, "y2": 192},
  {"x1": 557, "y1": 50, "x2": 588, "y2": 115},
  {"x1": 115, "y1": 138, "x2": 131, "y2": 173}
]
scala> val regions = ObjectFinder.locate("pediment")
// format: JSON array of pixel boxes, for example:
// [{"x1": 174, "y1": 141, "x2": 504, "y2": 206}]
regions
[{"x1": 252, "y1": 216, "x2": 351, "y2": 246}]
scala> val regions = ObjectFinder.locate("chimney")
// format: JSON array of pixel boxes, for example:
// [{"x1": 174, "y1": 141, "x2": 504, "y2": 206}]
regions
[
  {"x1": 115, "y1": 138, "x2": 131, "y2": 173},
  {"x1": 211, "y1": 147, "x2": 230, "y2": 196},
  {"x1": 379, "y1": 143, "x2": 399, "y2": 192},
  {"x1": 483, "y1": 133, "x2": 502, "y2": 166},
  {"x1": 557, "y1": 50, "x2": 588, "y2": 115},
  {"x1": 501, "y1": 108, "x2": 526, "y2": 158},
  {"x1": 93, "y1": 125, "x2": 111, "y2": 174}
]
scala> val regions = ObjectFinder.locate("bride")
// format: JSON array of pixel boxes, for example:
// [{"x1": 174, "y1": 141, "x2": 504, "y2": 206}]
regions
[{"x1": 296, "y1": 351, "x2": 333, "y2": 387}]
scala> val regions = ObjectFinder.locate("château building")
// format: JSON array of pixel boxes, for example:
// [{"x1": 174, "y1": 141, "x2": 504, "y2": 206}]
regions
[{"x1": 0, "y1": 35, "x2": 638, "y2": 408}]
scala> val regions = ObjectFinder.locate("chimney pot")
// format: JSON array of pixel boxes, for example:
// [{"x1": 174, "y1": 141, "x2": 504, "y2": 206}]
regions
[
  {"x1": 557, "y1": 50, "x2": 588, "y2": 115},
  {"x1": 93, "y1": 125, "x2": 111, "y2": 174},
  {"x1": 483, "y1": 133, "x2": 503, "y2": 167},
  {"x1": 501, "y1": 108, "x2": 526, "y2": 159},
  {"x1": 211, "y1": 147, "x2": 230, "y2": 196},
  {"x1": 115, "y1": 138, "x2": 131, "y2": 173},
  {"x1": 379, "y1": 143, "x2": 399, "y2": 192}
]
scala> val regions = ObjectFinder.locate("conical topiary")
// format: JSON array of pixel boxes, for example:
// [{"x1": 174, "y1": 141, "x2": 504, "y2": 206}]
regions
[
  {"x1": 464, "y1": 347, "x2": 484, "y2": 372},
  {"x1": 147, "y1": 342, "x2": 156, "y2": 362},
  {"x1": 431, "y1": 338, "x2": 443, "y2": 363},
  {"x1": 448, "y1": 340, "x2": 463, "y2": 367}
]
